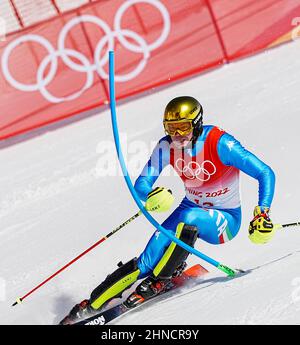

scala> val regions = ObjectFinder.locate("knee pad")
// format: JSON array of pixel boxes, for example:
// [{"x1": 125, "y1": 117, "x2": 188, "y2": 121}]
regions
[
  {"x1": 153, "y1": 223, "x2": 198, "y2": 279},
  {"x1": 90, "y1": 257, "x2": 140, "y2": 310}
]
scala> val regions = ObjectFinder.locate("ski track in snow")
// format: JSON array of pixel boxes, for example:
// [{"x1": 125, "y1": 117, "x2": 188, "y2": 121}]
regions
[{"x1": 0, "y1": 41, "x2": 300, "y2": 324}]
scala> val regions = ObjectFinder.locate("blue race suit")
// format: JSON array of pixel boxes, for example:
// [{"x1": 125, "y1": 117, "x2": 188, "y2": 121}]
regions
[{"x1": 134, "y1": 125, "x2": 275, "y2": 278}]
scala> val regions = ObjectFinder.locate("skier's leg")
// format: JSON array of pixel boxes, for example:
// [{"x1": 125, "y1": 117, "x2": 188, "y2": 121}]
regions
[
  {"x1": 127, "y1": 222, "x2": 197, "y2": 305},
  {"x1": 60, "y1": 258, "x2": 141, "y2": 324},
  {"x1": 137, "y1": 205, "x2": 183, "y2": 278},
  {"x1": 89, "y1": 258, "x2": 140, "y2": 310},
  {"x1": 125, "y1": 216, "x2": 198, "y2": 308},
  {"x1": 151, "y1": 222, "x2": 198, "y2": 280},
  {"x1": 88, "y1": 214, "x2": 191, "y2": 311}
]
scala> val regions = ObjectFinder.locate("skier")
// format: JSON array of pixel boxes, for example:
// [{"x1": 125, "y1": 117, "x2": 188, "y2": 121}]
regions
[{"x1": 60, "y1": 96, "x2": 276, "y2": 324}]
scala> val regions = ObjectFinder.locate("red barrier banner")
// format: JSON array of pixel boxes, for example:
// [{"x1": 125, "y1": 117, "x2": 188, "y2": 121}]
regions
[
  {"x1": 208, "y1": 0, "x2": 300, "y2": 60},
  {"x1": 0, "y1": 0, "x2": 299, "y2": 140}
]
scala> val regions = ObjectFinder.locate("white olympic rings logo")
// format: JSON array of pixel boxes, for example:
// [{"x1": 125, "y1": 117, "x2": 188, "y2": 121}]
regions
[
  {"x1": 175, "y1": 158, "x2": 217, "y2": 182},
  {"x1": 1, "y1": 0, "x2": 170, "y2": 103}
]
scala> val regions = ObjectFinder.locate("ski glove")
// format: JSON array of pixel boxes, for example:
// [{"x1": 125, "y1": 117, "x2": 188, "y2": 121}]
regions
[
  {"x1": 145, "y1": 187, "x2": 175, "y2": 213},
  {"x1": 248, "y1": 206, "x2": 275, "y2": 244}
]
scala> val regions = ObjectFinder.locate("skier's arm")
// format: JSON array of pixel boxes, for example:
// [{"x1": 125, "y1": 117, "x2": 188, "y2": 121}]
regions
[
  {"x1": 217, "y1": 133, "x2": 275, "y2": 208},
  {"x1": 134, "y1": 138, "x2": 170, "y2": 202}
]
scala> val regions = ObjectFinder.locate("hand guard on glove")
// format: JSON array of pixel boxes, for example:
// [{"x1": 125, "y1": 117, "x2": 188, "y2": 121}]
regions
[
  {"x1": 248, "y1": 206, "x2": 275, "y2": 244},
  {"x1": 145, "y1": 187, "x2": 174, "y2": 213}
]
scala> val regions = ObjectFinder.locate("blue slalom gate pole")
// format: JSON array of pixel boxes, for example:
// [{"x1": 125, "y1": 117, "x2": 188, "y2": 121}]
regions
[{"x1": 108, "y1": 51, "x2": 237, "y2": 277}]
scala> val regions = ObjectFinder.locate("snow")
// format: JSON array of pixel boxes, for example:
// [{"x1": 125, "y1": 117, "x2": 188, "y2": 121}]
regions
[{"x1": 1, "y1": 40, "x2": 300, "y2": 325}]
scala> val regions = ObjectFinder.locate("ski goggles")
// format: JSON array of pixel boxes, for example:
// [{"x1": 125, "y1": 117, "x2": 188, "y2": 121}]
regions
[{"x1": 163, "y1": 120, "x2": 193, "y2": 136}]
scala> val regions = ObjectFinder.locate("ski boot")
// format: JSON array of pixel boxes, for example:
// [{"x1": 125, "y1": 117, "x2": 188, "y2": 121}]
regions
[
  {"x1": 124, "y1": 262, "x2": 188, "y2": 309},
  {"x1": 124, "y1": 223, "x2": 197, "y2": 309},
  {"x1": 171, "y1": 261, "x2": 187, "y2": 278},
  {"x1": 124, "y1": 275, "x2": 172, "y2": 309},
  {"x1": 59, "y1": 299, "x2": 95, "y2": 325}
]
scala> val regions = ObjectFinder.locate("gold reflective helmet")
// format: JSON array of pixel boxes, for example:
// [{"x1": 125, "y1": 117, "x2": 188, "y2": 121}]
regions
[{"x1": 163, "y1": 96, "x2": 203, "y2": 140}]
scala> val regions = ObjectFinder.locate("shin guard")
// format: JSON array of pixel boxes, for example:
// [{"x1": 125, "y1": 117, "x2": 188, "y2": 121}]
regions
[
  {"x1": 153, "y1": 223, "x2": 198, "y2": 279},
  {"x1": 90, "y1": 258, "x2": 140, "y2": 310}
]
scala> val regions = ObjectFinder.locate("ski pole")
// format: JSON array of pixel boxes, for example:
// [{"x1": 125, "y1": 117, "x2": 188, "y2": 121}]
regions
[{"x1": 12, "y1": 211, "x2": 142, "y2": 307}]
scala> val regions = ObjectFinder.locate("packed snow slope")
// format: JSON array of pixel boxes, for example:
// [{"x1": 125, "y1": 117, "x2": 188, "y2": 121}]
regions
[{"x1": 0, "y1": 41, "x2": 300, "y2": 325}]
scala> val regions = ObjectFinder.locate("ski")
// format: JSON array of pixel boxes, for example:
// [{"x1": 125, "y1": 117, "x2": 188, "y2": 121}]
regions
[{"x1": 72, "y1": 264, "x2": 208, "y2": 326}]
